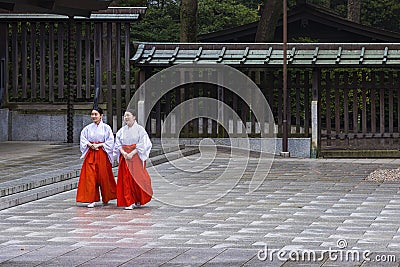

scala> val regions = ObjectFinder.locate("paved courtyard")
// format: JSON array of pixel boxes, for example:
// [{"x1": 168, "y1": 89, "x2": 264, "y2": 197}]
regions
[{"x1": 1, "y1": 145, "x2": 400, "y2": 266}]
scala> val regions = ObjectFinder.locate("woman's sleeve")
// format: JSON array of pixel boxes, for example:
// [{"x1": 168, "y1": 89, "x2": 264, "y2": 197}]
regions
[
  {"x1": 102, "y1": 125, "x2": 115, "y2": 163},
  {"x1": 80, "y1": 126, "x2": 90, "y2": 159},
  {"x1": 113, "y1": 129, "x2": 122, "y2": 163},
  {"x1": 136, "y1": 126, "x2": 152, "y2": 163}
]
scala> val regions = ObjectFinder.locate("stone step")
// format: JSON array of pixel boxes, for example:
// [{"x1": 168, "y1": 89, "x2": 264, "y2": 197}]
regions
[
  {"x1": 320, "y1": 149, "x2": 400, "y2": 158},
  {"x1": 0, "y1": 144, "x2": 183, "y2": 198},
  {"x1": 0, "y1": 145, "x2": 198, "y2": 211},
  {"x1": 147, "y1": 146, "x2": 199, "y2": 167},
  {"x1": 0, "y1": 166, "x2": 81, "y2": 198},
  {"x1": 0, "y1": 176, "x2": 79, "y2": 211},
  {"x1": 149, "y1": 144, "x2": 185, "y2": 158}
]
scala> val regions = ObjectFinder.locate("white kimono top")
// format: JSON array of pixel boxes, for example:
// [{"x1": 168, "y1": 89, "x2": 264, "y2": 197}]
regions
[
  {"x1": 114, "y1": 122, "x2": 152, "y2": 164},
  {"x1": 80, "y1": 120, "x2": 114, "y2": 163}
]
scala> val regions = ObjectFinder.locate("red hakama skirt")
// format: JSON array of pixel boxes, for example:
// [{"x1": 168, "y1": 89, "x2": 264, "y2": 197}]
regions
[
  {"x1": 117, "y1": 144, "x2": 153, "y2": 207},
  {"x1": 76, "y1": 147, "x2": 117, "y2": 203}
]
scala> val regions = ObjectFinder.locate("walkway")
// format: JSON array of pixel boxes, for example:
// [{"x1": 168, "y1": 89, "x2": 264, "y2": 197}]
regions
[{"x1": 0, "y1": 142, "x2": 400, "y2": 266}]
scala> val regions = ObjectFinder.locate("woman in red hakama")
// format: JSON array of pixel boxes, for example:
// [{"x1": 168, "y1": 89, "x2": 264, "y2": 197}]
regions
[
  {"x1": 76, "y1": 107, "x2": 117, "y2": 208},
  {"x1": 114, "y1": 110, "x2": 153, "y2": 210}
]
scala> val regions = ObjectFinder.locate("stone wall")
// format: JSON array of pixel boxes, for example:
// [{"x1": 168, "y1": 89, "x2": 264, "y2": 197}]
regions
[
  {"x1": 6, "y1": 111, "x2": 108, "y2": 143},
  {"x1": 2, "y1": 111, "x2": 311, "y2": 157},
  {"x1": 154, "y1": 137, "x2": 311, "y2": 158},
  {"x1": 0, "y1": 108, "x2": 8, "y2": 141}
]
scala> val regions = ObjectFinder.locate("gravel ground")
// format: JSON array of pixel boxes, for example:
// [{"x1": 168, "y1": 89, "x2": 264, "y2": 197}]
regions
[{"x1": 365, "y1": 168, "x2": 400, "y2": 182}]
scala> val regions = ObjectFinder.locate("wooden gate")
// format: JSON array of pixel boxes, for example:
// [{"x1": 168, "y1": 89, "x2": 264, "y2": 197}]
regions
[{"x1": 320, "y1": 69, "x2": 400, "y2": 150}]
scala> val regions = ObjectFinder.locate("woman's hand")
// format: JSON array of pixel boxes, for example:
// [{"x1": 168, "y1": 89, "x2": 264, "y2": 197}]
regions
[
  {"x1": 89, "y1": 143, "x2": 101, "y2": 150},
  {"x1": 120, "y1": 148, "x2": 137, "y2": 160},
  {"x1": 93, "y1": 143, "x2": 102, "y2": 150},
  {"x1": 121, "y1": 150, "x2": 129, "y2": 160},
  {"x1": 128, "y1": 149, "x2": 138, "y2": 159},
  {"x1": 126, "y1": 153, "x2": 133, "y2": 160},
  {"x1": 122, "y1": 149, "x2": 137, "y2": 160}
]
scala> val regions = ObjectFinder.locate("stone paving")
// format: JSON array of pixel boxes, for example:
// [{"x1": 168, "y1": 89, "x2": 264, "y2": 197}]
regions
[
  {"x1": 1, "y1": 145, "x2": 400, "y2": 266},
  {"x1": 0, "y1": 141, "x2": 81, "y2": 185}
]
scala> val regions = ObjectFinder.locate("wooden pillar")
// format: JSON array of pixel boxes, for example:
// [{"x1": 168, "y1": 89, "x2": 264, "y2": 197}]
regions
[
  {"x1": 124, "y1": 22, "x2": 131, "y2": 108},
  {"x1": 311, "y1": 68, "x2": 320, "y2": 158},
  {"x1": 106, "y1": 22, "x2": 113, "y2": 130},
  {"x1": 217, "y1": 71, "x2": 224, "y2": 137},
  {"x1": 67, "y1": 18, "x2": 75, "y2": 143},
  {"x1": 281, "y1": 0, "x2": 289, "y2": 157},
  {"x1": 0, "y1": 23, "x2": 7, "y2": 108},
  {"x1": 137, "y1": 67, "x2": 152, "y2": 133},
  {"x1": 94, "y1": 23, "x2": 102, "y2": 109}
]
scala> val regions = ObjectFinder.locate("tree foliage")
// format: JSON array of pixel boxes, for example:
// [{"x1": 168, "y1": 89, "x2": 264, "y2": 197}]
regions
[
  {"x1": 311, "y1": 0, "x2": 400, "y2": 32},
  {"x1": 116, "y1": 0, "x2": 258, "y2": 42},
  {"x1": 197, "y1": 0, "x2": 258, "y2": 35},
  {"x1": 115, "y1": 0, "x2": 400, "y2": 43},
  {"x1": 360, "y1": 0, "x2": 400, "y2": 31},
  {"x1": 130, "y1": 2, "x2": 180, "y2": 42}
]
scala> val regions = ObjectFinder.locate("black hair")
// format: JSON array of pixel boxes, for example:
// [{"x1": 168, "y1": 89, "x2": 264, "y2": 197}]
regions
[
  {"x1": 92, "y1": 105, "x2": 104, "y2": 115},
  {"x1": 124, "y1": 109, "x2": 136, "y2": 116}
]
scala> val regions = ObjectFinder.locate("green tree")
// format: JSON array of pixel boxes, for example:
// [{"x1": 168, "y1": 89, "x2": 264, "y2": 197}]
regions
[
  {"x1": 112, "y1": 0, "x2": 147, "y2": 6},
  {"x1": 117, "y1": 0, "x2": 400, "y2": 42},
  {"x1": 347, "y1": 0, "x2": 361, "y2": 22},
  {"x1": 198, "y1": 0, "x2": 259, "y2": 34},
  {"x1": 234, "y1": 0, "x2": 262, "y2": 9},
  {"x1": 131, "y1": 6, "x2": 180, "y2": 42},
  {"x1": 255, "y1": 0, "x2": 282, "y2": 42},
  {"x1": 361, "y1": 0, "x2": 400, "y2": 31},
  {"x1": 330, "y1": 0, "x2": 400, "y2": 31},
  {"x1": 180, "y1": 0, "x2": 198, "y2": 42}
]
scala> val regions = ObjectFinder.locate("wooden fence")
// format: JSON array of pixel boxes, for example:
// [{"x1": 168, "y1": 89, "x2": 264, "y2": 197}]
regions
[
  {"x1": 320, "y1": 69, "x2": 400, "y2": 149},
  {"x1": 0, "y1": 16, "x2": 138, "y2": 131},
  {"x1": 145, "y1": 69, "x2": 311, "y2": 138},
  {"x1": 144, "y1": 68, "x2": 400, "y2": 150},
  {"x1": 2, "y1": 21, "x2": 400, "y2": 150}
]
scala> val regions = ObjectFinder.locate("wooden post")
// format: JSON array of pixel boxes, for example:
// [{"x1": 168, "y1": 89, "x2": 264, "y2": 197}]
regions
[
  {"x1": 311, "y1": 68, "x2": 320, "y2": 158},
  {"x1": 138, "y1": 68, "x2": 151, "y2": 133},
  {"x1": 94, "y1": 23, "x2": 102, "y2": 109},
  {"x1": 0, "y1": 23, "x2": 7, "y2": 108},
  {"x1": 0, "y1": 59, "x2": 4, "y2": 108},
  {"x1": 67, "y1": 18, "x2": 74, "y2": 143},
  {"x1": 281, "y1": 0, "x2": 289, "y2": 157},
  {"x1": 217, "y1": 71, "x2": 224, "y2": 137},
  {"x1": 106, "y1": 22, "x2": 113, "y2": 130},
  {"x1": 116, "y1": 22, "x2": 122, "y2": 130}
]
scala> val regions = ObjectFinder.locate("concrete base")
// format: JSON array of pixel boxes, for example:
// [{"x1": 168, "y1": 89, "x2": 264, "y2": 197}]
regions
[
  {"x1": 275, "y1": 138, "x2": 310, "y2": 158},
  {"x1": 8, "y1": 111, "x2": 109, "y2": 142},
  {"x1": 0, "y1": 108, "x2": 9, "y2": 141},
  {"x1": 155, "y1": 137, "x2": 311, "y2": 158},
  {"x1": 280, "y1": 151, "x2": 290, "y2": 158},
  {"x1": 320, "y1": 149, "x2": 400, "y2": 158},
  {"x1": 4, "y1": 110, "x2": 312, "y2": 156}
]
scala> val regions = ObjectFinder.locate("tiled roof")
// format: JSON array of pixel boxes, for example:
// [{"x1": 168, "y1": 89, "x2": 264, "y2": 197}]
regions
[
  {"x1": 132, "y1": 43, "x2": 400, "y2": 68},
  {"x1": 0, "y1": 0, "x2": 114, "y2": 17},
  {"x1": 0, "y1": 7, "x2": 146, "y2": 20}
]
